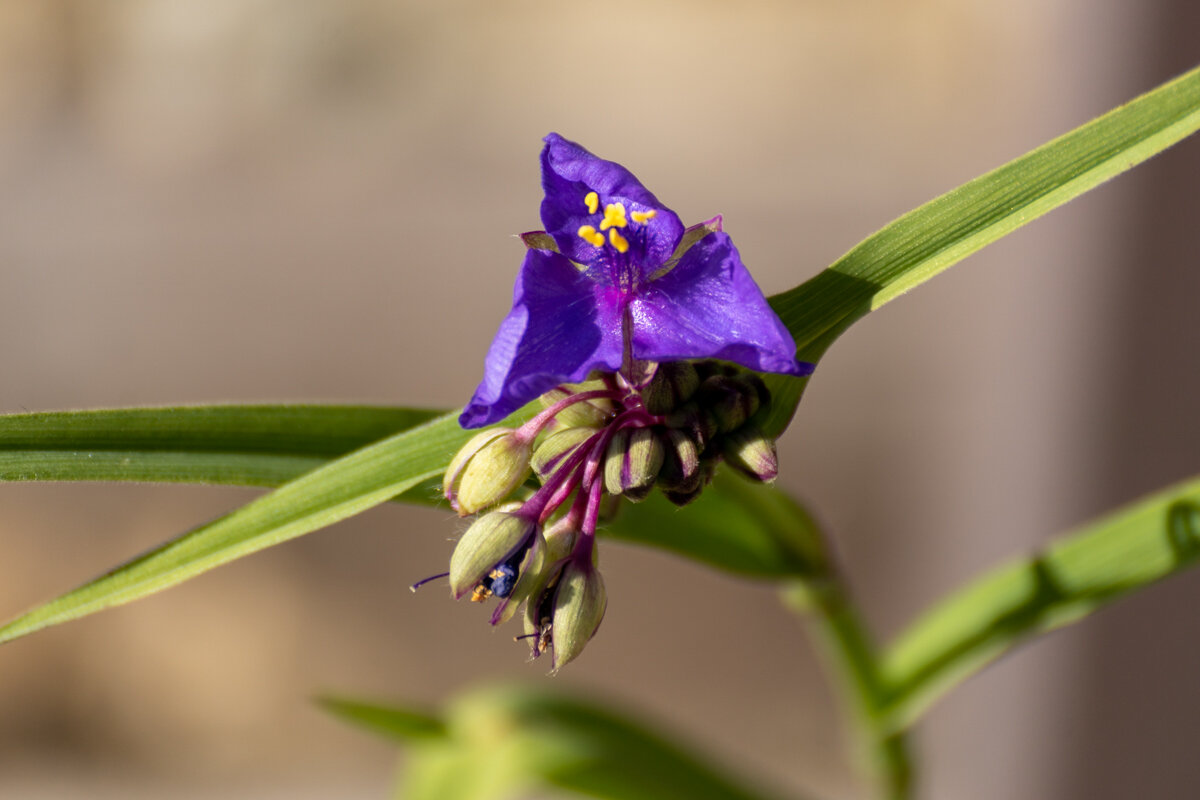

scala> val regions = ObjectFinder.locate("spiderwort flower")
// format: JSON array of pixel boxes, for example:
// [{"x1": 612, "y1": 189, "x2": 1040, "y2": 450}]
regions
[
  {"x1": 460, "y1": 133, "x2": 814, "y2": 429},
  {"x1": 429, "y1": 136, "x2": 817, "y2": 670}
]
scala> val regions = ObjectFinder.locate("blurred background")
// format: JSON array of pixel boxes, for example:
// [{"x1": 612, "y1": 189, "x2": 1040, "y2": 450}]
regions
[{"x1": 0, "y1": 1, "x2": 1197, "y2": 798}]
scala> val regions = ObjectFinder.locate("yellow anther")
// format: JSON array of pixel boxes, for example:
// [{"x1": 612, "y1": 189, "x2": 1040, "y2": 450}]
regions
[
  {"x1": 577, "y1": 225, "x2": 605, "y2": 247},
  {"x1": 584, "y1": 191, "x2": 599, "y2": 215},
  {"x1": 608, "y1": 228, "x2": 630, "y2": 254},
  {"x1": 631, "y1": 209, "x2": 657, "y2": 224},
  {"x1": 599, "y1": 203, "x2": 628, "y2": 231}
]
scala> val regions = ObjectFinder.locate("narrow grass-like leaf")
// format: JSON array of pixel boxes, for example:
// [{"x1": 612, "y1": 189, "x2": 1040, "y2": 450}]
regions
[
  {"x1": 0, "y1": 409, "x2": 528, "y2": 645},
  {"x1": 760, "y1": 65, "x2": 1200, "y2": 434},
  {"x1": 0, "y1": 405, "x2": 439, "y2": 487},
  {"x1": 326, "y1": 686, "x2": 795, "y2": 800},
  {"x1": 879, "y1": 476, "x2": 1200, "y2": 731}
]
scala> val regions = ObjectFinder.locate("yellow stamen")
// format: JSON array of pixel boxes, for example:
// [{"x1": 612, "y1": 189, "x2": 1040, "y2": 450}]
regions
[
  {"x1": 608, "y1": 228, "x2": 630, "y2": 254},
  {"x1": 577, "y1": 225, "x2": 605, "y2": 247},
  {"x1": 584, "y1": 191, "x2": 599, "y2": 215},
  {"x1": 631, "y1": 208, "x2": 657, "y2": 224},
  {"x1": 599, "y1": 202, "x2": 628, "y2": 231}
]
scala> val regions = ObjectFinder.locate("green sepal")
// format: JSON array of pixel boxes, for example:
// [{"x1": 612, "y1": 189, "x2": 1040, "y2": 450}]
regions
[
  {"x1": 721, "y1": 426, "x2": 778, "y2": 483},
  {"x1": 448, "y1": 512, "x2": 538, "y2": 600},
  {"x1": 622, "y1": 427, "x2": 665, "y2": 502},
  {"x1": 602, "y1": 429, "x2": 632, "y2": 496},
  {"x1": 538, "y1": 380, "x2": 614, "y2": 429},
  {"x1": 530, "y1": 427, "x2": 596, "y2": 483},
  {"x1": 642, "y1": 362, "x2": 701, "y2": 416},
  {"x1": 550, "y1": 562, "x2": 607, "y2": 672},
  {"x1": 444, "y1": 429, "x2": 532, "y2": 516}
]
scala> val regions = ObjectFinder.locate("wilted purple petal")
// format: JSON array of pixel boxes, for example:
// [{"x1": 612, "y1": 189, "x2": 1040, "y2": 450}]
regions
[
  {"x1": 629, "y1": 232, "x2": 812, "y2": 376},
  {"x1": 540, "y1": 133, "x2": 683, "y2": 279},
  {"x1": 460, "y1": 249, "x2": 625, "y2": 428}
]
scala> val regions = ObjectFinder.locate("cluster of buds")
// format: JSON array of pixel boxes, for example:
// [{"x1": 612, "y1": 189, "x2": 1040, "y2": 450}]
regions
[{"x1": 427, "y1": 359, "x2": 781, "y2": 671}]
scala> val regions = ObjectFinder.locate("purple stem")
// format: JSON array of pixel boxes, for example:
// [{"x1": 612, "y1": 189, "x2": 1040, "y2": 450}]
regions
[
  {"x1": 520, "y1": 435, "x2": 596, "y2": 522},
  {"x1": 515, "y1": 389, "x2": 623, "y2": 444}
]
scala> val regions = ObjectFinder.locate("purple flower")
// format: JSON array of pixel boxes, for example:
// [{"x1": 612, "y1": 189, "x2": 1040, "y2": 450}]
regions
[{"x1": 460, "y1": 133, "x2": 813, "y2": 429}]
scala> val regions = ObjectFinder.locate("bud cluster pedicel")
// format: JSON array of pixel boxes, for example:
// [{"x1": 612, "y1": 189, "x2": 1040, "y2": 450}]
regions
[{"x1": 422, "y1": 134, "x2": 814, "y2": 670}]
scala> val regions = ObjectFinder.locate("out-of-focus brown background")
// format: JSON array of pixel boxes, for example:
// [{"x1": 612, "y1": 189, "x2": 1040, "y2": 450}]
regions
[{"x1": 0, "y1": 2, "x2": 1197, "y2": 798}]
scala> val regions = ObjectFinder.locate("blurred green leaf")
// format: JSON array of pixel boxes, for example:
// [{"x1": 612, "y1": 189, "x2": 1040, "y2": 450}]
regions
[
  {"x1": 606, "y1": 471, "x2": 828, "y2": 580},
  {"x1": 0, "y1": 409, "x2": 531, "y2": 645},
  {"x1": 325, "y1": 686, "x2": 796, "y2": 800},
  {"x1": 761, "y1": 64, "x2": 1200, "y2": 435},
  {"x1": 316, "y1": 696, "x2": 447, "y2": 742},
  {"x1": 879, "y1": 476, "x2": 1200, "y2": 731}
]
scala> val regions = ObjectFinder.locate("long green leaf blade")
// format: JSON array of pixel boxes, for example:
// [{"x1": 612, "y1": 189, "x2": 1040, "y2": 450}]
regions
[
  {"x1": 879, "y1": 477, "x2": 1200, "y2": 731},
  {"x1": 761, "y1": 65, "x2": 1200, "y2": 434},
  {"x1": 0, "y1": 405, "x2": 439, "y2": 486},
  {"x1": 0, "y1": 410, "x2": 491, "y2": 644}
]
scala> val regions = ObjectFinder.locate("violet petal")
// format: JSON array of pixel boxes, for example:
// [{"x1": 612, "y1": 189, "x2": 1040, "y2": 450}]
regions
[
  {"x1": 460, "y1": 249, "x2": 625, "y2": 428},
  {"x1": 539, "y1": 133, "x2": 683, "y2": 279},
  {"x1": 630, "y1": 232, "x2": 813, "y2": 376}
]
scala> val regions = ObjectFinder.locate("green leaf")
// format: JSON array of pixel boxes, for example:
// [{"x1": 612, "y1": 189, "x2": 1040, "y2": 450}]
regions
[
  {"x1": 316, "y1": 696, "x2": 447, "y2": 742},
  {"x1": 878, "y1": 476, "x2": 1200, "y2": 731},
  {"x1": 325, "y1": 686, "x2": 795, "y2": 800},
  {"x1": 0, "y1": 409, "x2": 529, "y2": 645},
  {"x1": 0, "y1": 405, "x2": 439, "y2": 487},
  {"x1": 760, "y1": 64, "x2": 1200, "y2": 435},
  {"x1": 606, "y1": 471, "x2": 828, "y2": 580}
]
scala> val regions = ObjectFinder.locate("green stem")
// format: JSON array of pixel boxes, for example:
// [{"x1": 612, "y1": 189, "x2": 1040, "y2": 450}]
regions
[{"x1": 784, "y1": 573, "x2": 913, "y2": 800}]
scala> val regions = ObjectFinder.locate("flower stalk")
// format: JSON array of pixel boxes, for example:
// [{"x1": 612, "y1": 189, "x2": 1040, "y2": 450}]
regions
[{"x1": 785, "y1": 571, "x2": 914, "y2": 800}]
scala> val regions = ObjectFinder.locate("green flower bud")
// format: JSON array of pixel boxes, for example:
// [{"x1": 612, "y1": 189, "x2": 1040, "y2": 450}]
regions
[
  {"x1": 602, "y1": 428, "x2": 664, "y2": 501},
  {"x1": 696, "y1": 375, "x2": 761, "y2": 433},
  {"x1": 664, "y1": 401, "x2": 719, "y2": 452},
  {"x1": 538, "y1": 379, "x2": 615, "y2": 429},
  {"x1": 550, "y1": 562, "x2": 606, "y2": 671},
  {"x1": 657, "y1": 428, "x2": 701, "y2": 491},
  {"x1": 448, "y1": 511, "x2": 540, "y2": 601},
  {"x1": 542, "y1": 517, "x2": 580, "y2": 564},
  {"x1": 623, "y1": 427, "x2": 665, "y2": 501},
  {"x1": 741, "y1": 372, "x2": 771, "y2": 411},
  {"x1": 443, "y1": 429, "x2": 532, "y2": 516},
  {"x1": 663, "y1": 459, "x2": 715, "y2": 506},
  {"x1": 721, "y1": 425, "x2": 779, "y2": 483},
  {"x1": 603, "y1": 429, "x2": 632, "y2": 496},
  {"x1": 530, "y1": 427, "x2": 597, "y2": 483},
  {"x1": 524, "y1": 559, "x2": 606, "y2": 672},
  {"x1": 641, "y1": 362, "x2": 701, "y2": 415}
]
